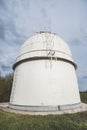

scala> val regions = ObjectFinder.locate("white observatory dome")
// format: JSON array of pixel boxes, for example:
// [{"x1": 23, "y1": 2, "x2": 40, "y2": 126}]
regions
[{"x1": 9, "y1": 31, "x2": 81, "y2": 111}]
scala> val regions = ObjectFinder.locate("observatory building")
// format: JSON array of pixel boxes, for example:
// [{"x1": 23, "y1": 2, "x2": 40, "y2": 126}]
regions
[{"x1": 9, "y1": 31, "x2": 81, "y2": 111}]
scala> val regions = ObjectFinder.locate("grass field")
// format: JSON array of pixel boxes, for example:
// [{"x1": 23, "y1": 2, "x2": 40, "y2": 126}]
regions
[{"x1": 0, "y1": 92, "x2": 87, "y2": 130}]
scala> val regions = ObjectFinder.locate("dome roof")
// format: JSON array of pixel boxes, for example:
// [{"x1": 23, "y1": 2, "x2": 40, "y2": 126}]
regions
[
  {"x1": 20, "y1": 31, "x2": 71, "y2": 55},
  {"x1": 14, "y1": 31, "x2": 76, "y2": 69}
]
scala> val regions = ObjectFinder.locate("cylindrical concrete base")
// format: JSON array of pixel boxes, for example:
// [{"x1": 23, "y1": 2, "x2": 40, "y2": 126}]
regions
[{"x1": 9, "y1": 103, "x2": 81, "y2": 112}]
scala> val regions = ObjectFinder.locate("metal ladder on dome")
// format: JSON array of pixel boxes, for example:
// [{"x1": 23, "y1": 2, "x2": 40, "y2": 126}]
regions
[{"x1": 45, "y1": 32, "x2": 55, "y2": 68}]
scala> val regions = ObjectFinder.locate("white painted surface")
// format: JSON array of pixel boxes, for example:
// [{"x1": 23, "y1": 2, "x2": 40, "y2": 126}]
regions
[
  {"x1": 17, "y1": 33, "x2": 73, "y2": 62},
  {"x1": 10, "y1": 32, "x2": 81, "y2": 110},
  {"x1": 10, "y1": 60, "x2": 80, "y2": 105}
]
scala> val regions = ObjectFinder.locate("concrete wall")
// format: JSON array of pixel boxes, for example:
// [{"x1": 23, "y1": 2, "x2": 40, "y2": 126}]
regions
[{"x1": 10, "y1": 59, "x2": 81, "y2": 108}]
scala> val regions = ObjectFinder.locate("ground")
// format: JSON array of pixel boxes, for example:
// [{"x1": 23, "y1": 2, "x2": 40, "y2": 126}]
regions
[{"x1": 0, "y1": 92, "x2": 87, "y2": 130}]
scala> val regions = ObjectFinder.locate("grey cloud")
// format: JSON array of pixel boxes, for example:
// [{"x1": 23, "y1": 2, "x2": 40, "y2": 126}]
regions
[
  {"x1": 0, "y1": 19, "x2": 5, "y2": 40},
  {"x1": 70, "y1": 38, "x2": 80, "y2": 46},
  {"x1": 1, "y1": 65, "x2": 10, "y2": 71},
  {"x1": 41, "y1": 8, "x2": 47, "y2": 18},
  {"x1": 83, "y1": 76, "x2": 87, "y2": 79},
  {"x1": 0, "y1": 0, "x2": 26, "y2": 44},
  {"x1": 0, "y1": 17, "x2": 15, "y2": 42},
  {"x1": 69, "y1": 30, "x2": 87, "y2": 46},
  {"x1": 0, "y1": 0, "x2": 7, "y2": 9},
  {"x1": 0, "y1": 58, "x2": 13, "y2": 76}
]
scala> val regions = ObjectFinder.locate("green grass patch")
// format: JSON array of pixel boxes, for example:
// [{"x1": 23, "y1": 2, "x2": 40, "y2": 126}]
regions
[
  {"x1": 0, "y1": 92, "x2": 87, "y2": 130},
  {"x1": 0, "y1": 110, "x2": 87, "y2": 130}
]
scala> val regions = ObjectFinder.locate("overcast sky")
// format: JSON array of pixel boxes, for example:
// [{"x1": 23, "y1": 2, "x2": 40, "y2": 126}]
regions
[{"x1": 0, "y1": 0, "x2": 87, "y2": 91}]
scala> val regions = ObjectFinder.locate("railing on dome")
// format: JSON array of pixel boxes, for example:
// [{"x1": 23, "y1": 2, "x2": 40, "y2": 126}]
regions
[{"x1": 44, "y1": 32, "x2": 56, "y2": 68}]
